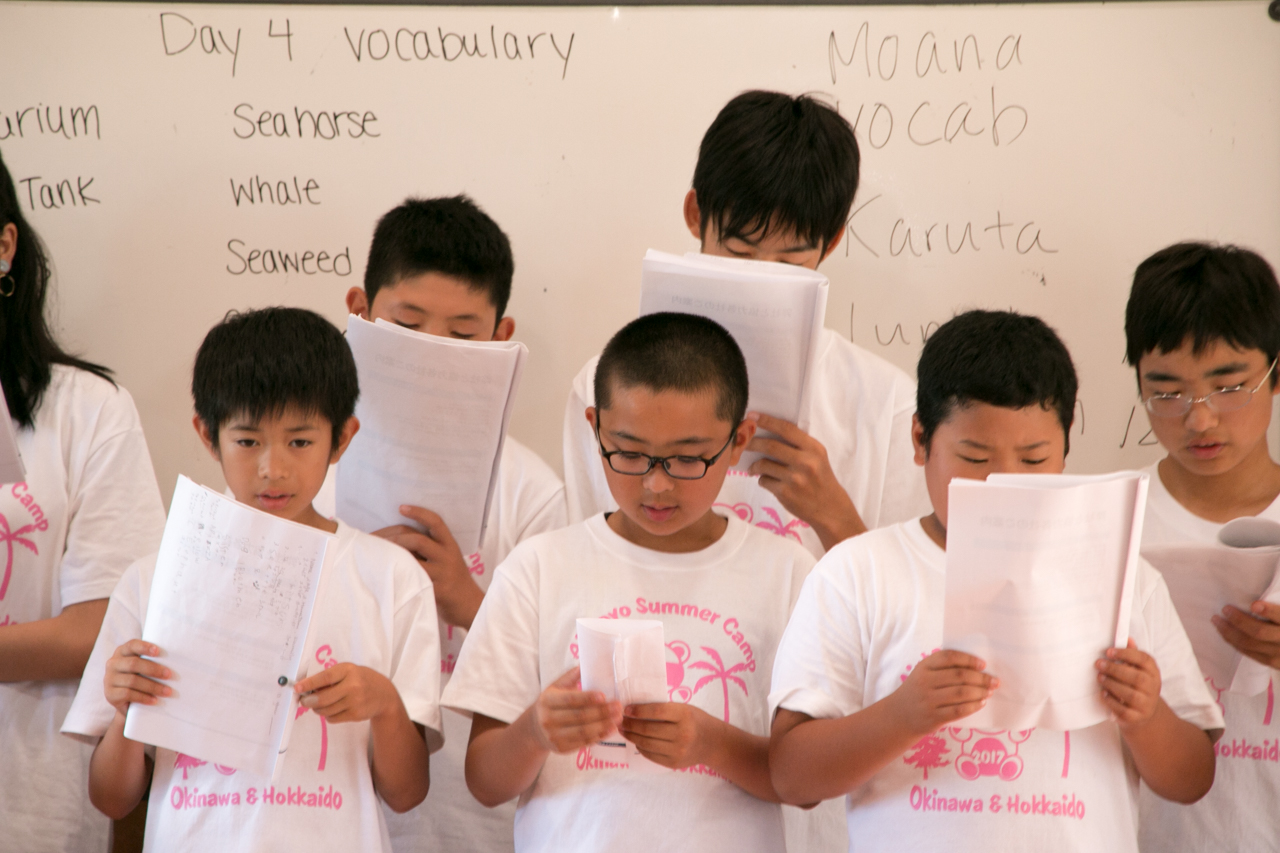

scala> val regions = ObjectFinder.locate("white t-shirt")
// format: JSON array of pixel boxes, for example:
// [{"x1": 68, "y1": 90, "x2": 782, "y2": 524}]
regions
[
  {"x1": 1138, "y1": 461, "x2": 1280, "y2": 852},
  {"x1": 770, "y1": 518, "x2": 1223, "y2": 853},
  {"x1": 0, "y1": 366, "x2": 165, "y2": 853},
  {"x1": 442, "y1": 513, "x2": 815, "y2": 853},
  {"x1": 562, "y1": 329, "x2": 931, "y2": 560},
  {"x1": 315, "y1": 436, "x2": 567, "y2": 853},
  {"x1": 61, "y1": 522, "x2": 443, "y2": 853}
]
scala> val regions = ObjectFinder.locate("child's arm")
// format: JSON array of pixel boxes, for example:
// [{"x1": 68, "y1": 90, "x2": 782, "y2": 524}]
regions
[
  {"x1": 89, "y1": 639, "x2": 170, "y2": 818},
  {"x1": 621, "y1": 703, "x2": 777, "y2": 801},
  {"x1": 295, "y1": 662, "x2": 430, "y2": 813},
  {"x1": 1213, "y1": 600, "x2": 1280, "y2": 670},
  {"x1": 745, "y1": 413, "x2": 866, "y2": 551},
  {"x1": 0, "y1": 599, "x2": 109, "y2": 681},
  {"x1": 1096, "y1": 639, "x2": 1217, "y2": 803},
  {"x1": 770, "y1": 650, "x2": 997, "y2": 804},
  {"x1": 465, "y1": 667, "x2": 620, "y2": 807},
  {"x1": 374, "y1": 505, "x2": 485, "y2": 630}
]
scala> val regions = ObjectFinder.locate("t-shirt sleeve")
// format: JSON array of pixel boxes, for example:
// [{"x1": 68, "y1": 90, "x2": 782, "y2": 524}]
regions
[
  {"x1": 875, "y1": 374, "x2": 932, "y2": 529},
  {"x1": 1130, "y1": 559, "x2": 1224, "y2": 732},
  {"x1": 769, "y1": 554, "x2": 868, "y2": 723},
  {"x1": 387, "y1": 551, "x2": 445, "y2": 752},
  {"x1": 441, "y1": 545, "x2": 543, "y2": 725},
  {"x1": 60, "y1": 383, "x2": 166, "y2": 607},
  {"x1": 562, "y1": 356, "x2": 616, "y2": 524},
  {"x1": 62, "y1": 557, "x2": 150, "y2": 743}
]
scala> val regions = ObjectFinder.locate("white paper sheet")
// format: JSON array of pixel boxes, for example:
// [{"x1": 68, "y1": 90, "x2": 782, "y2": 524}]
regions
[
  {"x1": 0, "y1": 384, "x2": 25, "y2": 485},
  {"x1": 336, "y1": 316, "x2": 527, "y2": 555},
  {"x1": 942, "y1": 471, "x2": 1149, "y2": 731},
  {"x1": 123, "y1": 476, "x2": 332, "y2": 778},
  {"x1": 638, "y1": 250, "x2": 828, "y2": 469},
  {"x1": 576, "y1": 617, "x2": 666, "y2": 768},
  {"x1": 1145, "y1": 517, "x2": 1280, "y2": 697}
]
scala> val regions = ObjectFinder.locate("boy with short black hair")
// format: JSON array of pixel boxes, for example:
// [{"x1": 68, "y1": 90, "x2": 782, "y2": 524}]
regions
[
  {"x1": 563, "y1": 90, "x2": 928, "y2": 562},
  {"x1": 62, "y1": 307, "x2": 442, "y2": 852},
  {"x1": 338, "y1": 195, "x2": 566, "y2": 853},
  {"x1": 1124, "y1": 242, "x2": 1280, "y2": 852},
  {"x1": 444, "y1": 312, "x2": 816, "y2": 853},
  {"x1": 769, "y1": 310, "x2": 1223, "y2": 853}
]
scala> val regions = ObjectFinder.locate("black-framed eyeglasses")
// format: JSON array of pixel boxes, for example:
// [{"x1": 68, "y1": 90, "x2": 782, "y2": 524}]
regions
[
  {"x1": 1143, "y1": 358, "x2": 1278, "y2": 418},
  {"x1": 594, "y1": 421, "x2": 738, "y2": 480}
]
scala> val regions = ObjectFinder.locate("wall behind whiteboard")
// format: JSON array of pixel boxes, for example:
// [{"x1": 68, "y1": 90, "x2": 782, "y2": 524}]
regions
[{"x1": 5, "y1": 0, "x2": 1279, "y2": 503}]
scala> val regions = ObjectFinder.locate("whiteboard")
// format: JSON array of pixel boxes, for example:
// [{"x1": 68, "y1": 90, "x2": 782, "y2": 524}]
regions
[{"x1": 5, "y1": 1, "x2": 1279, "y2": 503}]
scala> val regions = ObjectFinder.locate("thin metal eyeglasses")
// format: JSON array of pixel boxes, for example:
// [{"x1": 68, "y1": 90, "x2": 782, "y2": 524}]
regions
[
  {"x1": 594, "y1": 421, "x2": 737, "y2": 480},
  {"x1": 1142, "y1": 358, "x2": 1278, "y2": 418}
]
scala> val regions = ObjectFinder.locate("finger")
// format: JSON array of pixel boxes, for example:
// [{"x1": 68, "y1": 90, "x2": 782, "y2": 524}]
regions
[
  {"x1": 934, "y1": 683, "x2": 999, "y2": 708},
  {"x1": 623, "y1": 731, "x2": 677, "y2": 756},
  {"x1": 1250, "y1": 600, "x2": 1280, "y2": 623},
  {"x1": 622, "y1": 703, "x2": 676, "y2": 721},
  {"x1": 398, "y1": 505, "x2": 460, "y2": 549},
  {"x1": 1098, "y1": 672, "x2": 1144, "y2": 707},
  {"x1": 1213, "y1": 616, "x2": 1276, "y2": 656},
  {"x1": 923, "y1": 667, "x2": 999, "y2": 690},
  {"x1": 928, "y1": 650, "x2": 988, "y2": 672},
  {"x1": 111, "y1": 655, "x2": 172, "y2": 681},
  {"x1": 746, "y1": 436, "x2": 804, "y2": 466},
  {"x1": 109, "y1": 672, "x2": 173, "y2": 700},
  {"x1": 379, "y1": 531, "x2": 448, "y2": 563},
  {"x1": 371, "y1": 524, "x2": 417, "y2": 538},
  {"x1": 296, "y1": 664, "x2": 348, "y2": 695},
  {"x1": 118, "y1": 639, "x2": 164, "y2": 659},
  {"x1": 550, "y1": 667, "x2": 583, "y2": 690},
  {"x1": 936, "y1": 699, "x2": 988, "y2": 724},
  {"x1": 620, "y1": 718, "x2": 677, "y2": 741},
  {"x1": 1103, "y1": 645, "x2": 1157, "y2": 672},
  {"x1": 543, "y1": 704, "x2": 619, "y2": 732},
  {"x1": 747, "y1": 413, "x2": 809, "y2": 445},
  {"x1": 112, "y1": 686, "x2": 167, "y2": 706},
  {"x1": 1218, "y1": 607, "x2": 1280, "y2": 643},
  {"x1": 1099, "y1": 691, "x2": 1139, "y2": 720},
  {"x1": 310, "y1": 696, "x2": 352, "y2": 720},
  {"x1": 547, "y1": 720, "x2": 618, "y2": 751}
]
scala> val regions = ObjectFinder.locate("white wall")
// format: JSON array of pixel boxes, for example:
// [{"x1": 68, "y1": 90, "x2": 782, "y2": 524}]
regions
[{"x1": 5, "y1": 1, "x2": 1279, "y2": 502}]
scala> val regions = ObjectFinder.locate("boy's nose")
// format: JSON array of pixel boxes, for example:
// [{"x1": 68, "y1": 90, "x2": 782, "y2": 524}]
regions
[
  {"x1": 642, "y1": 464, "x2": 676, "y2": 493},
  {"x1": 257, "y1": 448, "x2": 287, "y2": 480},
  {"x1": 1183, "y1": 399, "x2": 1218, "y2": 432}
]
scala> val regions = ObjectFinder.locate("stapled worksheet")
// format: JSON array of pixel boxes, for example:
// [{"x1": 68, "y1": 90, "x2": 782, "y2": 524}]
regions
[
  {"x1": 336, "y1": 316, "x2": 527, "y2": 555},
  {"x1": 576, "y1": 617, "x2": 666, "y2": 769},
  {"x1": 0, "y1": 385, "x2": 25, "y2": 485},
  {"x1": 943, "y1": 471, "x2": 1149, "y2": 731},
  {"x1": 1145, "y1": 516, "x2": 1280, "y2": 697},
  {"x1": 639, "y1": 250, "x2": 828, "y2": 469},
  {"x1": 124, "y1": 476, "x2": 333, "y2": 779}
]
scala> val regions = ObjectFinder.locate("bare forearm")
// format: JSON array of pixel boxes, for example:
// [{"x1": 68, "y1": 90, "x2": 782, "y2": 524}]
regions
[
  {"x1": 369, "y1": 706, "x2": 431, "y2": 812},
  {"x1": 702, "y1": 720, "x2": 779, "y2": 802},
  {"x1": 1122, "y1": 701, "x2": 1217, "y2": 803},
  {"x1": 0, "y1": 599, "x2": 107, "y2": 682},
  {"x1": 89, "y1": 713, "x2": 151, "y2": 819},
  {"x1": 466, "y1": 710, "x2": 550, "y2": 807},
  {"x1": 440, "y1": 582, "x2": 485, "y2": 632},
  {"x1": 810, "y1": 498, "x2": 868, "y2": 552},
  {"x1": 771, "y1": 699, "x2": 919, "y2": 804}
]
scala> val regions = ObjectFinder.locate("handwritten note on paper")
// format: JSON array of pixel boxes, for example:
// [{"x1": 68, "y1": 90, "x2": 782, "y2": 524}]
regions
[
  {"x1": 336, "y1": 316, "x2": 527, "y2": 556},
  {"x1": 577, "y1": 617, "x2": 666, "y2": 769},
  {"x1": 943, "y1": 471, "x2": 1149, "y2": 731},
  {"x1": 639, "y1": 250, "x2": 828, "y2": 470},
  {"x1": 1146, "y1": 517, "x2": 1280, "y2": 697},
  {"x1": 123, "y1": 475, "x2": 332, "y2": 778},
  {"x1": 0, "y1": 385, "x2": 25, "y2": 485}
]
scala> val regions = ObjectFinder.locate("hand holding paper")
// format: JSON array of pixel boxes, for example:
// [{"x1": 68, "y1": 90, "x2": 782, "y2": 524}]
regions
[
  {"x1": 530, "y1": 667, "x2": 621, "y2": 755},
  {"x1": 576, "y1": 618, "x2": 666, "y2": 766}
]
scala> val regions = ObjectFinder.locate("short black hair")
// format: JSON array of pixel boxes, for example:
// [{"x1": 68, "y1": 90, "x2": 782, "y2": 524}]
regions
[
  {"x1": 364, "y1": 195, "x2": 514, "y2": 320},
  {"x1": 193, "y1": 307, "x2": 358, "y2": 448},
  {"x1": 1125, "y1": 242, "x2": 1280, "y2": 384},
  {"x1": 595, "y1": 313, "x2": 748, "y2": 425},
  {"x1": 692, "y1": 91, "x2": 859, "y2": 254},
  {"x1": 916, "y1": 310, "x2": 1078, "y2": 453}
]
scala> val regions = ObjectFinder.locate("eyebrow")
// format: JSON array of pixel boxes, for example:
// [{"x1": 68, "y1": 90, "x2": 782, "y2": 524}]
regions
[
  {"x1": 958, "y1": 439, "x2": 1051, "y2": 451},
  {"x1": 609, "y1": 429, "x2": 719, "y2": 447},
  {"x1": 1143, "y1": 362, "x2": 1251, "y2": 383},
  {"x1": 226, "y1": 422, "x2": 320, "y2": 433}
]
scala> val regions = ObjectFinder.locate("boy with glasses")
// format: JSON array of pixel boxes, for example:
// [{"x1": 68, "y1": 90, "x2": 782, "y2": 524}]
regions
[
  {"x1": 443, "y1": 313, "x2": 815, "y2": 853},
  {"x1": 1125, "y1": 242, "x2": 1280, "y2": 851}
]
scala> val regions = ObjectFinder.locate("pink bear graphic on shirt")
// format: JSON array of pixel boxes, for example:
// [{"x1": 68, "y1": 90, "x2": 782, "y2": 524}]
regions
[
  {"x1": 666, "y1": 641, "x2": 694, "y2": 703},
  {"x1": 947, "y1": 728, "x2": 1034, "y2": 782}
]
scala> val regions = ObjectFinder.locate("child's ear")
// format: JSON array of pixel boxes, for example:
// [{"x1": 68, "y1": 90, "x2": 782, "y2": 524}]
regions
[
  {"x1": 193, "y1": 415, "x2": 220, "y2": 460},
  {"x1": 724, "y1": 417, "x2": 758, "y2": 468},
  {"x1": 911, "y1": 414, "x2": 929, "y2": 466},
  {"x1": 345, "y1": 287, "x2": 370, "y2": 319},
  {"x1": 819, "y1": 228, "x2": 845, "y2": 264},
  {"x1": 683, "y1": 189, "x2": 703, "y2": 242},
  {"x1": 585, "y1": 406, "x2": 598, "y2": 432},
  {"x1": 492, "y1": 316, "x2": 516, "y2": 342},
  {"x1": 328, "y1": 416, "x2": 361, "y2": 464}
]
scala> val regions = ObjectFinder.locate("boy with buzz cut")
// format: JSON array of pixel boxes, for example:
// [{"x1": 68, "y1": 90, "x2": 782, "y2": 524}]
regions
[
  {"x1": 443, "y1": 312, "x2": 816, "y2": 853},
  {"x1": 61, "y1": 307, "x2": 443, "y2": 852},
  {"x1": 563, "y1": 90, "x2": 930, "y2": 561},
  {"x1": 1125, "y1": 243, "x2": 1280, "y2": 852},
  {"x1": 768, "y1": 310, "x2": 1224, "y2": 853},
  {"x1": 333, "y1": 195, "x2": 566, "y2": 853}
]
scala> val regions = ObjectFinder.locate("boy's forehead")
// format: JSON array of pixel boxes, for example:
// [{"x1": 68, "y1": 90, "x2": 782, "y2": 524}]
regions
[
  {"x1": 372, "y1": 271, "x2": 496, "y2": 318},
  {"x1": 600, "y1": 381, "x2": 729, "y2": 432},
  {"x1": 1142, "y1": 338, "x2": 1268, "y2": 372},
  {"x1": 940, "y1": 400, "x2": 1064, "y2": 443},
  {"x1": 223, "y1": 405, "x2": 329, "y2": 430}
]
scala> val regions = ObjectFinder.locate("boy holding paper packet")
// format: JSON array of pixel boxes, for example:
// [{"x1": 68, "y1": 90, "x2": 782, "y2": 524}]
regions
[
  {"x1": 769, "y1": 310, "x2": 1222, "y2": 853},
  {"x1": 338, "y1": 195, "x2": 566, "y2": 853},
  {"x1": 443, "y1": 313, "x2": 815, "y2": 853},
  {"x1": 62, "y1": 308, "x2": 443, "y2": 852},
  {"x1": 562, "y1": 91, "x2": 929, "y2": 559},
  {"x1": 1124, "y1": 243, "x2": 1280, "y2": 851}
]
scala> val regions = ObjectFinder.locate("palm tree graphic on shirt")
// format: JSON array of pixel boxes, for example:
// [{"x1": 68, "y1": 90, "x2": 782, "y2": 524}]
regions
[
  {"x1": 689, "y1": 646, "x2": 750, "y2": 723},
  {"x1": 0, "y1": 511, "x2": 40, "y2": 601}
]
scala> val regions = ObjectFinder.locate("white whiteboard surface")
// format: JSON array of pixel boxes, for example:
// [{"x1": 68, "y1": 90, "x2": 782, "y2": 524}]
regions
[{"x1": 5, "y1": 1, "x2": 1279, "y2": 504}]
